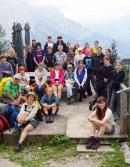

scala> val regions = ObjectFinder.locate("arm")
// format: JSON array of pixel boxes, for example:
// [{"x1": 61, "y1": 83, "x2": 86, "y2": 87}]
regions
[
  {"x1": 74, "y1": 69, "x2": 80, "y2": 86},
  {"x1": 81, "y1": 69, "x2": 87, "y2": 86},
  {"x1": 25, "y1": 104, "x2": 38, "y2": 121},
  {"x1": 15, "y1": 64, "x2": 18, "y2": 74},
  {"x1": 59, "y1": 70, "x2": 64, "y2": 84},
  {"x1": 50, "y1": 70, "x2": 55, "y2": 84}
]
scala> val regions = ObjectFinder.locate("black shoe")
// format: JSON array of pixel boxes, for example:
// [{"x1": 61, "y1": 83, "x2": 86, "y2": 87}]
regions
[
  {"x1": 78, "y1": 98, "x2": 82, "y2": 102},
  {"x1": 49, "y1": 114, "x2": 54, "y2": 123},
  {"x1": 67, "y1": 98, "x2": 71, "y2": 105},
  {"x1": 45, "y1": 115, "x2": 50, "y2": 123},
  {"x1": 14, "y1": 143, "x2": 21, "y2": 152},
  {"x1": 91, "y1": 137, "x2": 100, "y2": 150},
  {"x1": 83, "y1": 94, "x2": 87, "y2": 99},
  {"x1": 86, "y1": 136, "x2": 95, "y2": 149}
]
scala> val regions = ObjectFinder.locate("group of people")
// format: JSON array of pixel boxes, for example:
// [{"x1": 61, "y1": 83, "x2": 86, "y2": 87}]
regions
[{"x1": 0, "y1": 35, "x2": 125, "y2": 151}]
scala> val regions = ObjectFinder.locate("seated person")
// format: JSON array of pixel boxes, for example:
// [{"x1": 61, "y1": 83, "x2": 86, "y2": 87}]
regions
[
  {"x1": 2, "y1": 74, "x2": 26, "y2": 105},
  {"x1": 34, "y1": 63, "x2": 48, "y2": 99},
  {"x1": 87, "y1": 96, "x2": 115, "y2": 150},
  {"x1": 0, "y1": 54, "x2": 14, "y2": 78},
  {"x1": 65, "y1": 64, "x2": 75, "y2": 104},
  {"x1": 14, "y1": 92, "x2": 38, "y2": 152},
  {"x1": 74, "y1": 60, "x2": 87, "y2": 102},
  {"x1": 40, "y1": 87, "x2": 59, "y2": 123},
  {"x1": 18, "y1": 66, "x2": 30, "y2": 94},
  {"x1": 50, "y1": 63, "x2": 64, "y2": 100}
]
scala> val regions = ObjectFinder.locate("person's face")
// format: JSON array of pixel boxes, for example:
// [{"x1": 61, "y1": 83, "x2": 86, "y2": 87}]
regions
[
  {"x1": 97, "y1": 102, "x2": 105, "y2": 110},
  {"x1": 48, "y1": 37, "x2": 52, "y2": 43},
  {"x1": 87, "y1": 50, "x2": 92, "y2": 57},
  {"x1": 68, "y1": 67, "x2": 73, "y2": 72},
  {"x1": 9, "y1": 50, "x2": 15, "y2": 57},
  {"x1": 105, "y1": 50, "x2": 111, "y2": 57},
  {"x1": 94, "y1": 41, "x2": 99, "y2": 46},
  {"x1": 116, "y1": 63, "x2": 123, "y2": 71},
  {"x1": 28, "y1": 48, "x2": 32, "y2": 53},
  {"x1": 13, "y1": 78, "x2": 20, "y2": 84},
  {"x1": 78, "y1": 62, "x2": 84, "y2": 68},
  {"x1": 47, "y1": 88, "x2": 53, "y2": 96},
  {"x1": 85, "y1": 43, "x2": 89, "y2": 48},
  {"x1": 58, "y1": 38, "x2": 62, "y2": 43},
  {"x1": 104, "y1": 59, "x2": 110, "y2": 66},
  {"x1": 32, "y1": 41, "x2": 36, "y2": 45},
  {"x1": 78, "y1": 50, "x2": 82, "y2": 54},
  {"x1": 19, "y1": 69, "x2": 25, "y2": 75},
  {"x1": 97, "y1": 47, "x2": 102, "y2": 54},
  {"x1": 69, "y1": 48, "x2": 73, "y2": 53},
  {"x1": 47, "y1": 48, "x2": 52, "y2": 54},
  {"x1": 39, "y1": 64, "x2": 44, "y2": 71},
  {"x1": 1, "y1": 57, "x2": 6, "y2": 63},
  {"x1": 27, "y1": 95, "x2": 35, "y2": 103}
]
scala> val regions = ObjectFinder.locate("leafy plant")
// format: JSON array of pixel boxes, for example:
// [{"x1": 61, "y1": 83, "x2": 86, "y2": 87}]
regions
[
  {"x1": 49, "y1": 134, "x2": 70, "y2": 146},
  {"x1": 123, "y1": 65, "x2": 129, "y2": 87}
]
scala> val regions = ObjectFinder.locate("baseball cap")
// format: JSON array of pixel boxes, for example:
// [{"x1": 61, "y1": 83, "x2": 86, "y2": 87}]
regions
[{"x1": 14, "y1": 74, "x2": 21, "y2": 80}]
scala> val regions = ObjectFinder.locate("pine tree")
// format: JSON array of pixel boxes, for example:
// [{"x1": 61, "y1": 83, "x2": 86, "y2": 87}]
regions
[
  {"x1": 0, "y1": 24, "x2": 6, "y2": 54},
  {"x1": 111, "y1": 39, "x2": 119, "y2": 62}
]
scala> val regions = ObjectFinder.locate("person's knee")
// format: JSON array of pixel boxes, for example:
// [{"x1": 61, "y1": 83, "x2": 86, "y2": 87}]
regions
[{"x1": 25, "y1": 85, "x2": 30, "y2": 93}]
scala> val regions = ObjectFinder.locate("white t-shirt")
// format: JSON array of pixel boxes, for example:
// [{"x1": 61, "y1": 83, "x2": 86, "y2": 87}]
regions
[
  {"x1": 90, "y1": 108, "x2": 115, "y2": 126},
  {"x1": 18, "y1": 73, "x2": 30, "y2": 85}
]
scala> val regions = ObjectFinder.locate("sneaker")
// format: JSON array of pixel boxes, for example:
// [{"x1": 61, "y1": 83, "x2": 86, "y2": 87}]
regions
[
  {"x1": 14, "y1": 143, "x2": 21, "y2": 152},
  {"x1": 91, "y1": 137, "x2": 100, "y2": 150},
  {"x1": 86, "y1": 136, "x2": 95, "y2": 149}
]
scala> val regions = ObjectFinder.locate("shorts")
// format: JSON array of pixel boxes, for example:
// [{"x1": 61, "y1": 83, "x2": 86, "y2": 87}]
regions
[
  {"x1": 22, "y1": 119, "x2": 38, "y2": 129},
  {"x1": 105, "y1": 125, "x2": 115, "y2": 135}
]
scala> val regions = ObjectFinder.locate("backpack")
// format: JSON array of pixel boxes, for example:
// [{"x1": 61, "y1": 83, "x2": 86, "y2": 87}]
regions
[
  {"x1": 0, "y1": 115, "x2": 11, "y2": 141},
  {"x1": 5, "y1": 105, "x2": 20, "y2": 129},
  {"x1": 0, "y1": 77, "x2": 13, "y2": 98}
]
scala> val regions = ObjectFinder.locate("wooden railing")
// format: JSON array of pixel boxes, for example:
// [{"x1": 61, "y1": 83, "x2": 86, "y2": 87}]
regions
[{"x1": 117, "y1": 65, "x2": 130, "y2": 135}]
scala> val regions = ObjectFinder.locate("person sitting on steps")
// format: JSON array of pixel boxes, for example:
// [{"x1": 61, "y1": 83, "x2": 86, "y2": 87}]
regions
[
  {"x1": 87, "y1": 96, "x2": 115, "y2": 150},
  {"x1": 40, "y1": 87, "x2": 59, "y2": 123}
]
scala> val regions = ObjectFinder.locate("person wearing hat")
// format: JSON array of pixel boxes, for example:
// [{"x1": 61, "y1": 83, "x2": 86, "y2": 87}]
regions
[
  {"x1": 14, "y1": 92, "x2": 38, "y2": 152},
  {"x1": 74, "y1": 47, "x2": 85, "y2": 68},
  {"x1": 18, "y1": 66, "x2": 30, "y2": 94},
  {"x1": 50, "y1": 62, "x2": 64, "y2": 99},
  {"x1": 65, "y1": 64, "x2": 75, "y2": 104},
  {"x1": 2, "y1": 74, "x2": 26, "y2": 105},
  {"x1": 0, "y1": 54, "x2": 14, "y2": 78},
  {"x1": 53, "y1": 36, "x2": 68, "y2": 54}
]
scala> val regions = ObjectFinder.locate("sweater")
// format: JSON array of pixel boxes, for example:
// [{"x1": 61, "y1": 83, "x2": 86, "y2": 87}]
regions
[{"x1": 74, "y1": 68, "x2": 87, "y2": 86}]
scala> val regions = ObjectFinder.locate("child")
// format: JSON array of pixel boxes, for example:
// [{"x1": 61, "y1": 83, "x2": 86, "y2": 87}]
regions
[
  {"x1": 87, "y1": 96, "x2": 115, "y2": 150},
  {"x1": 65, "y1": 64, "x2": 75, "y2": 104}
]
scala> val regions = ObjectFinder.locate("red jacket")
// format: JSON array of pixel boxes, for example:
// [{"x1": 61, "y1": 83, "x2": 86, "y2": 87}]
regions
[{"x1": 50, "y1": 69, "x2": 64, "y2": 85}]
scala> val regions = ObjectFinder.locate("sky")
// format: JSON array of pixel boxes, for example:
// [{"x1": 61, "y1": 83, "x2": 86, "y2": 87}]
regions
[{"x1": 28, "y1": 0, "x2": 130, "y2": 20}]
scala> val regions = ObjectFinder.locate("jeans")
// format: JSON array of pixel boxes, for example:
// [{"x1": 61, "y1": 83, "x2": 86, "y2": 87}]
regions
[
  {"x1": 66, "y1": 83, "x2": 73, "y2": 98},
  {"x1": 107, "y1": 85, "x2": 117, "y2": 113},
  {"x1": 34, "y1": 84, "x2": 46, "y2": 99}
]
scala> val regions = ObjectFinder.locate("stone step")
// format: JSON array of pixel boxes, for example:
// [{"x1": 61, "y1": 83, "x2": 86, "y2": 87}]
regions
[{"x1": 77, "y1": 144, "x2": 115, "y2": 153}]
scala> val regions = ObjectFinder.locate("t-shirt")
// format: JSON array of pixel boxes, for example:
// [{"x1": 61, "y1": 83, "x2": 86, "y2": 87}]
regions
[
  {"x1": 7, "y1": 56, "x2": 18, "y2": 74},
  {"x1": 33, "y1": 50, "x2": 44, "y2": 64},
  {"x1": 54, "y1": 52, "x2": 67, "y2": 65},
  {"x1": 4, "y1": 80, "x2": 21, "y2": 99},
  {"x1": 18, "y1": 73, "x2": 30, "y2": 85},
  {"x1": 90, "y1": 108, "x2": 115, "y2": 126}
]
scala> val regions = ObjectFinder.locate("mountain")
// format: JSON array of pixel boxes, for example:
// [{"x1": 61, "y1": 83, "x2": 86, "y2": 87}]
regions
[{"x1": 0, "y1": 0, "x2": 129, "y2": 58}]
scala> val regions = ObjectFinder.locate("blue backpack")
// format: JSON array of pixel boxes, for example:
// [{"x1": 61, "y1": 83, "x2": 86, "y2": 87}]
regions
[{"x1": 5, "y1": 105, "x2": 20, "y2": 129}]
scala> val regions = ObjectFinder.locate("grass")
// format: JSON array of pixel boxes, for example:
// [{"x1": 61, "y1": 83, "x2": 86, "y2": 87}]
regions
[{"x1": 0, "y1": 135, "x2": 78, "y2": 167}]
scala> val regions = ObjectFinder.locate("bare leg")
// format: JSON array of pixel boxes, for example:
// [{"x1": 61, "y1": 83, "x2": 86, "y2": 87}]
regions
[
  {"x1": 57, "y1": 84, "x2": 63, "y2": 99},
  {"x1": 52, "y1": 106, "x2": 57, "y2": 114},
  {"x1": 52, "y1": 85, "x2": 58, "y2": 97},
  {"x1": 98, "y1": 123, "x2": 111, "y2": 137}
]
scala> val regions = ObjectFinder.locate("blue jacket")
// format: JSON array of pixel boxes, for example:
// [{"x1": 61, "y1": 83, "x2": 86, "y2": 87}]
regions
[{"x1": 40, "y1": 94, "x2": 59, "y2": 106}]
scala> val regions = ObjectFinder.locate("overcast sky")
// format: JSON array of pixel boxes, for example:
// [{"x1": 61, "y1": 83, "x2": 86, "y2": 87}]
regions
[{"x1": 28, "y1": 0, "x2": 130, "y2": 20}]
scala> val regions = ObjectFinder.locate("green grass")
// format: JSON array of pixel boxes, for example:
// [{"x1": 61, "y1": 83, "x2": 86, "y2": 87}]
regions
[{"x1": 0, "y1": 136, "x2": 78, "y2": 167}]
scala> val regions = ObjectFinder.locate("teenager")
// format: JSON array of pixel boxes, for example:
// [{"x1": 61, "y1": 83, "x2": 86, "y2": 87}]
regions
[
  {"x1": 14, "y1": 92, "x2": 38, "y2": 152},
  {"x1": 26, "y1": 46, "x2": 35, "y2": 72},
  {"x1": 50, "y1": 63, "x2": 64, "y2": 100},
  {"x1": 44, "y1": 36, "x2": 54, "y2": 54},
  {"x1": 53, "y1": 36, "x2": 68, "y2": 53},
  {"x1": 87, "y1": 96, "x2": 115, "y2": 150},
  {"x1": 33, "y1": 44, "x2": 44, "y2": 67},
  {"x1": 74, "y1": 47, "x2": 85, "y2": 68}
]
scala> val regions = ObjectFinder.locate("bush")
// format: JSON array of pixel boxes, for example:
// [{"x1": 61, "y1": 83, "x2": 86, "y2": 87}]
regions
[
  {"x1": 123, "y1": 65, "x2": 129, "y2": 87},
  {"x1": 49, "y1": 134, "x2": 70, "y2": 146}
]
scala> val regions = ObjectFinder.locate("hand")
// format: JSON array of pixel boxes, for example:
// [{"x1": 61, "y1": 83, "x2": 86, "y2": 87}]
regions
[
  {"x1": 5, "y1": 71, "x2": 10, "y2": 74},
  {"x1": 12, "y1": 99, "x2": 20, "y2": 105},
  {"x1": 104, "y1": 78, "x2": 108, "y2": 83}
]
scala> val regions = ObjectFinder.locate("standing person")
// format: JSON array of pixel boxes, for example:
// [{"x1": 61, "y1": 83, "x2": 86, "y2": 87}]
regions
[
  {"x1": 40, "y1": 87, "x2": 59, "y2": 123},
  {"x1": 33, "y1": 44, "x2": 44, "y2": 67},
  {"x1": 82, "y1": 42, "x2": 92, "y2": 56},
  {"x1": 74, "y1": 60, "x2": 87, "y2": 102},
  {"x1": 53, "y1": 36, "x2": 68, "y2": 53},
  {"x1": 26, "y1": 46, "x2": 35, "y2": 72},
  {"x1": 7, "y1": 48, "x2": 18, "y2": 74},
  {"x1": 31, "y1": 39, "x2": 37, "y2": 51},
  {"x1": 107, "y1": 60, "x2": 125, "y2": 113},
  {"x1": 74, "y1": 47, "x2": 85, "y2": 68},
  {"x1": 44, "y1": 46, "x2": 55, "y2": 71},
  {"x1": 34, "y1": 63, "x2": 48, "y2": 99},
  {"x1": 0, "y1": 54, "x2": 14, "y2": 78},
  {"x1": 54, "y1": 45, "x2": 67, "y2": 69},
  {"x1": 65, "y1": 64, "x2": 75, "y2": 104},
  {"x1": 98, "y1": 57, "x2": 114, "y2": 98},
  {"x1": 92, "y1": 40, "x2": 99, "y2": 55},
  {"x1": 83, "y1": 49, "x2": 93, "y2": 96},
  {"x1": 50, "y1": 63, "x2": 64, "y2": 100},
  {"x1": 44, "y1": 36, "x2": 54, "y2": 54},
  {"x1": 91, "y1": 46, "x2": 105, "y2": 96},
  {"x1": 14, "y1": 92, "x2": 38, "y2": 152},
  {"x1": 74, "y1": 43, "x2": 80, "y2": 55},
  {"x1": 105, "y1": 49, "x2": 115, "y2": 65},
  {"x1": 87, "y1": 96, "x2": 115, "y2": 150},
  {"x1": 18, "y1": 66, "x2": 30, "y2": 94}
]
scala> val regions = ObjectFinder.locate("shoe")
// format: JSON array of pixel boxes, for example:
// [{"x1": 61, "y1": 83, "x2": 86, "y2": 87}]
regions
[
  {"x1": 49, "y1": 114, "x2": 54, "y2": 123},
  {"x1": 83, "y1": 94, "x2": 87, "y2": 99},
  {"x1": 86, "y1": 136, "x2": 95, "y2": 149},
  {"x1": 91, "y1": 137, "x2": 100, "y2": 150},
  {"x1": 45, "y1": 115, "x2": 50, "y2": 123},
  {"x1": 14, "y1": 143, "x2": 21, "y2": 152},
  {"x1": 67, "y1": 98, "x2": 71, "y2": 105}
]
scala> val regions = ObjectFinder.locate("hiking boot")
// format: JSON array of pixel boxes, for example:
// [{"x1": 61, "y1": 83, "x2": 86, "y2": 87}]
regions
[
  {"x1": 14, "y1": 143, "x2": 21, "y2": 152},
  {"x1": 91, "y1": 137, "x2": 100, "y2": 150},
  {"x1": 86, "y1": 136, "x2": 95, "y2": 149}
]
